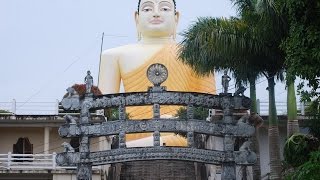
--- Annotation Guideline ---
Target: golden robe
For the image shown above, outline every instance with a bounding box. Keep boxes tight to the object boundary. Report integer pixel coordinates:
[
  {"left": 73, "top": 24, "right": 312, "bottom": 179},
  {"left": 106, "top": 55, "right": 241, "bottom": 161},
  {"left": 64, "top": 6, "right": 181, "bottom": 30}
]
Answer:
[
  {"left": 122, "top": 44, "right": 216, "bottom": 145},
  {"left": 122, "top": 44, "right": 216, "bottom": 119}
]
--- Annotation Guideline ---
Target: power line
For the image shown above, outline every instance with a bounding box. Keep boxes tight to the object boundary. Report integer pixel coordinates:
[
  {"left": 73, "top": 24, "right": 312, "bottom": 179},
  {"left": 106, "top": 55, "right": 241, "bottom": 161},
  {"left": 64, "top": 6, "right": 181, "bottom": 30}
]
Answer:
[{"left": 16, "top": 37, "right": 101, "bottom": 111}]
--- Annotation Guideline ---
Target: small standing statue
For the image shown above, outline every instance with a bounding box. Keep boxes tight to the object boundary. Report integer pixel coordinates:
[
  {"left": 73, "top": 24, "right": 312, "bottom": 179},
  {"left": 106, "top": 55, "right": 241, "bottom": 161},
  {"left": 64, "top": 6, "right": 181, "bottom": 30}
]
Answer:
[
  {"left": 222, "top": 70, "right": 231, "bottom": 94},
  {"left": 84, "top": 70, "right": 93, "bottom": 94},
  {"left": 234, "top": 82, "right": 246, "bottom": 96}
]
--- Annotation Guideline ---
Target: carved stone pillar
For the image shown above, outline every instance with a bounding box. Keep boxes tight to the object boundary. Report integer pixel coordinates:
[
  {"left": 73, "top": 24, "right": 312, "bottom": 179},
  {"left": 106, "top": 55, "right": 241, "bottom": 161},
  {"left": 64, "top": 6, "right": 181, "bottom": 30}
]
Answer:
[
  {"left": 187, "top": 132, "right": 195, "bottom": 148},
  {"left": 77, "top": 97, "right": 92, "bottom": 180},
  {"left": 153, "top": 104, "right": 160, "bottom": 118},
  {"left": 119, "top": 131, "right": 126, "bottom": 148},
  {"left": 221, "top": 95, "right": 236, "bottom": 180},
  {"left": 118, "top": 104, "right": 126, "bottom": 120},
  {"left": 153, "top": 131, "right": 160, "bottom": 146},
  {"left": 187, "top": 105, "right": 194, "bottom": 119}
]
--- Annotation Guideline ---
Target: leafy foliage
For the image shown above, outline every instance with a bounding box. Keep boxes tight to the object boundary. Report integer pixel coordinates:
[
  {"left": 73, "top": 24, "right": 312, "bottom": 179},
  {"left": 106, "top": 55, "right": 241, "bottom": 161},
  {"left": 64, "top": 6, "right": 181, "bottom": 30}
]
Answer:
[
  {"left": 305, "top": 100, "right": 320, "bottom": 139},
  {"left": 104, "top": 108, "right": 131, "bottom": 121},
  {"left": 174, "top": 106, "right": 209, "bottom": 138},
  {"left": 284, "top": 134, "right": 319, "bottom": 167},
  {"left": 179, "top": 1, "right": 289, "bottom": 178},
  {"left": 285, "top": 151, "right": 320, "bottom": 180},
  {"left": 0, "top": 109, "right": 10, "bottom": 113},
  {"left": 282, "top": 0, "right": 320, "bottom": 95},
  {"left": 174, "top": 107, "right": 209, "bottom": 120}
]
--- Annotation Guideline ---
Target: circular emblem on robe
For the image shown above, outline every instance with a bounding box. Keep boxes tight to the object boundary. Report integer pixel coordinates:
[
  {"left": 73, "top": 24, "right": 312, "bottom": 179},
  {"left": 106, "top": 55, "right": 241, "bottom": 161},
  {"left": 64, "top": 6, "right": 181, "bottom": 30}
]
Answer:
[{"left": 147, "top": 63, "right": 168, "bottom": 86}]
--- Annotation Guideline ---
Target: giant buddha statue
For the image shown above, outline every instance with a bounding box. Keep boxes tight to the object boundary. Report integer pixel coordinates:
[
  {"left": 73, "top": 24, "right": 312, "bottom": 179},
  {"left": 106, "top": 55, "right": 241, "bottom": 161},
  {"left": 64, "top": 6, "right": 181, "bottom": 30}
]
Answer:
[{"left": 98, "top": 0, "right": 216, "bottom": 146}]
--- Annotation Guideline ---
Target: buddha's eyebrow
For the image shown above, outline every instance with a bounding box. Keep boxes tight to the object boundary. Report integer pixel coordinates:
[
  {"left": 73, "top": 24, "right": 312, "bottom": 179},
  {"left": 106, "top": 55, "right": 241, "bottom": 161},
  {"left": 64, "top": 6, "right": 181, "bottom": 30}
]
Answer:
[
  {"left": 141, "top": 1, "right": 154, "bottom": 6},
  {"left": 159, "top": 1, "right": 171, "bottom": 4}
]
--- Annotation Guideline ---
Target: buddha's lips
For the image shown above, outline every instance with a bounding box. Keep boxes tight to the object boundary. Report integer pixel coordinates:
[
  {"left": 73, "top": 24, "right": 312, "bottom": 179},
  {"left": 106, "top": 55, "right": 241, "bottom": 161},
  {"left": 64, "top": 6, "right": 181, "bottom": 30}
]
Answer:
[{"left": 150, "top": 19, "right": 163, "bottom": 24}]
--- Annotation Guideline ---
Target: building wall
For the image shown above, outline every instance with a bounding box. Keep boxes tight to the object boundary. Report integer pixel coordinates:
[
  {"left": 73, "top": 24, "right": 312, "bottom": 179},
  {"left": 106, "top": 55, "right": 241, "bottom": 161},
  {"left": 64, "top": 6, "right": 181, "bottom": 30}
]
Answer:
[
  {"left": 49, "top": 127, "right": 64, "bottom": 153},
  {"left": 0, "top": 127, "right": 44, "bottom": 154},
  {"left": 53, "top": 174, "right": 101, "bottom": 180}
]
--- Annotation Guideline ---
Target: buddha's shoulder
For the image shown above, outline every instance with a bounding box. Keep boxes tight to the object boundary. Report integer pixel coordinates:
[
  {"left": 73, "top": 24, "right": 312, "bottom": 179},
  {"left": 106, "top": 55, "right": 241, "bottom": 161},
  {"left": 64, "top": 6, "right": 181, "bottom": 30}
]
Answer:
[{"left": 102, "top": 44, "right": 143, "bottom": 56}]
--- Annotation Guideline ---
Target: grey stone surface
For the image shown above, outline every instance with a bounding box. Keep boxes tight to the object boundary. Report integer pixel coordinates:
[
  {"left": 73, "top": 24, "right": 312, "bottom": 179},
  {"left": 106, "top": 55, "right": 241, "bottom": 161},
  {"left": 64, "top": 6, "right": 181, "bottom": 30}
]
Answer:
[
  {"left": 57, "top": 64, "right": 256, "bottom": 180},
  {"left": 56, "top": 147, "right": 256, "bottom": 166},
  {"left": 58, "top": 119, "right": 255, "bottom": 138}
]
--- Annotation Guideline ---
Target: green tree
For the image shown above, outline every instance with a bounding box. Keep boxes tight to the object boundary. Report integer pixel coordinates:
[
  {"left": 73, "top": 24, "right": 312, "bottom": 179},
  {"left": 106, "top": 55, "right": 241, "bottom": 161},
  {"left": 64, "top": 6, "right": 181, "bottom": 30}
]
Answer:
[
  {"left": 0, "top": 109, "right": 10, "bottom": 114},
  {"left": 282, "top": 0, "right": 320, "bottom": 138},
  {"left": 179, "top": 0, "right": 289, "bottom": 178},
  {"left": 282, "top": 0, "right": 320, "bottom": 93},
  {"left": 179, "top": 17, "right": 263, "bottom": 178}
]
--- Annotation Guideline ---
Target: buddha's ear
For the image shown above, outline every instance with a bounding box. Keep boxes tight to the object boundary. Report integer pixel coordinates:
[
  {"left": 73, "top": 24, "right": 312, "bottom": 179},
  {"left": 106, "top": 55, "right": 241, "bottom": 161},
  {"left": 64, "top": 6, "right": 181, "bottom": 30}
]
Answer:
[
  {"left": 134, "top": 11, "right": 139, "bottom": 26},
  {"left": 175, "top": 11, "right": 180, "bottom": 25},
  {"left": 134, "top": 11, "right": 141, "bottom": 41}
]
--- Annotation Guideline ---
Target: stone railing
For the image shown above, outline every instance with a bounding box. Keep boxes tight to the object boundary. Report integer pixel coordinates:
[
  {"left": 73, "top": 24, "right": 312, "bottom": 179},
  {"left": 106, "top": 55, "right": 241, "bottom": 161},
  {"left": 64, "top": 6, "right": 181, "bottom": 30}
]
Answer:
[
  {"left": 0, "top": 99, "right": 308, "bottom": 116},
  {"left": 56, "top": 64, "right": 257, "bottom": 180}
]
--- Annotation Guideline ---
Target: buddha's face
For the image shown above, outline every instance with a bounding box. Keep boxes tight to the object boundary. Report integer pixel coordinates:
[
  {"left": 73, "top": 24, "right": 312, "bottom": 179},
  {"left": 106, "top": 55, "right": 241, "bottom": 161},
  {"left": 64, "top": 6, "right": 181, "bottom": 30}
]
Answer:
[{"left": 135, "top": 0, "right": 179, "bottom": 38}]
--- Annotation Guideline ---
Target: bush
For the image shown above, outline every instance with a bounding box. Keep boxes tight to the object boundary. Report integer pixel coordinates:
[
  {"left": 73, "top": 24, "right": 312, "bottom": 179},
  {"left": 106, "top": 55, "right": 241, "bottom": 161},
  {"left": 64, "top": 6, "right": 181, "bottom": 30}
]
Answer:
[
  {"left": 284, "top": 134, "right": 319, "bottom": 167},
  {"left": 285, "top": 151, "right": 320, "bottom": 180}
]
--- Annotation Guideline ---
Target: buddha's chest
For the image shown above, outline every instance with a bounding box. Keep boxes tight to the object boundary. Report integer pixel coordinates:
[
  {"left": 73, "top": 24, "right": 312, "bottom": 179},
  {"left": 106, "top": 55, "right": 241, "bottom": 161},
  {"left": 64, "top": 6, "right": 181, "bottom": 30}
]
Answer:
[{"left": 118, "top": 45, "right": 164, "bottom": 75}]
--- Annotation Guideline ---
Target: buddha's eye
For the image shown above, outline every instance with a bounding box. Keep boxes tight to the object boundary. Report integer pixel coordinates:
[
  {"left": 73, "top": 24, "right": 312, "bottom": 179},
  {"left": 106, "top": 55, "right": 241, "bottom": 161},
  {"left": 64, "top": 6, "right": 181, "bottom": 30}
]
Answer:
[
  {"left": 160, "top": 6, "right": 171, "bottom": 12},
  {"left": 142, "top": 6, "right": 153, "bottom": 12}
]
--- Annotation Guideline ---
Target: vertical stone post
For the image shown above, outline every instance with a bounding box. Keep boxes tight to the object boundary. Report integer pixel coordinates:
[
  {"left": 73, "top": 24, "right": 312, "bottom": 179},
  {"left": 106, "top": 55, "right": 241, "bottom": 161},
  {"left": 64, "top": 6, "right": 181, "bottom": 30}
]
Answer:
[
  {"left": 118, "top": 104, "right": 126, "bottom": 121},
  {"left": 153, "top": 103, "right": 161, "bottom": 146},
  {"left": 187, "top": 105, "right": 194, "bottom": 120},
  {"left": 153, "top": 131, "right": 160, "bottom": 146},
  {"left": 153, "top": 104, "right": 160, "bottom": 118},
  {"left": 119, "top": 131, "right": 126, "bottom": 148},
  {"left": 77, "top": 97, "right": 92, "bottom": 180},
  {"left": 187, "top": 105, "right": 195, "bottom": 148},
  {"left": 187, "top": 132, "right": 195, "bottom": 148},
  {"left": 221, "top": 95, "right": 236, "bottom": 180},
  {"left": 118, "top": 99, "right": 127, "bottom": 149}
]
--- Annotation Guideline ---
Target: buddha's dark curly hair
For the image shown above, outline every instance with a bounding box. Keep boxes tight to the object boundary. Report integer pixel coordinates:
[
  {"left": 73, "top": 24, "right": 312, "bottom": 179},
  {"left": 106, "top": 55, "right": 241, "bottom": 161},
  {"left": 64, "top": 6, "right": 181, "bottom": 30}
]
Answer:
[{"left": 137, "top": 0, "right": 176, "bottom": 14}]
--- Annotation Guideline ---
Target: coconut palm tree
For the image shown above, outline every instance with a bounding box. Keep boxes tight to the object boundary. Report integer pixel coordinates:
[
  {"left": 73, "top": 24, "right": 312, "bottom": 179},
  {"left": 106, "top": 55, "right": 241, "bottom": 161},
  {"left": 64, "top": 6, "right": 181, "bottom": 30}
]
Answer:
[
  {"left": 287, "top": 78, "right": 299, "bottom": 137},
  {"left": 179, "top": 0, "right": 290, "bottom": 179},
  {"left": 180, "top": 17, "right": 265, "bottom": 179}
]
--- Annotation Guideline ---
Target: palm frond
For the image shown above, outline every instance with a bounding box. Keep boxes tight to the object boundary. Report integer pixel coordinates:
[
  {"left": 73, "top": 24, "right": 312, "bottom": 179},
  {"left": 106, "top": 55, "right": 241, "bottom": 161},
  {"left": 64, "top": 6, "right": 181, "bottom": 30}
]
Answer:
[{"left": 179, "top": 17, "right": 266, "bottom": 76}]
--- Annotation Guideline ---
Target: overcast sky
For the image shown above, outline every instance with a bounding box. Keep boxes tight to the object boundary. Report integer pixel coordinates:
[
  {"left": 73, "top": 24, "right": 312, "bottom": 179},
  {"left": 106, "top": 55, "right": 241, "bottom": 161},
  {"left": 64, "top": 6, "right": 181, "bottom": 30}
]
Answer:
[{"left": 0, "top": 0, "right": 293, "bottom": 114}]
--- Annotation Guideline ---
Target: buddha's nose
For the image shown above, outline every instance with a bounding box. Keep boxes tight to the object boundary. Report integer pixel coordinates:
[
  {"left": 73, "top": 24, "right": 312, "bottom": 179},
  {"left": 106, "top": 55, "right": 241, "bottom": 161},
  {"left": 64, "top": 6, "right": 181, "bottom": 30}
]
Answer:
[{"left": 153, "top": 9, "right": 160, "bottom": 18}]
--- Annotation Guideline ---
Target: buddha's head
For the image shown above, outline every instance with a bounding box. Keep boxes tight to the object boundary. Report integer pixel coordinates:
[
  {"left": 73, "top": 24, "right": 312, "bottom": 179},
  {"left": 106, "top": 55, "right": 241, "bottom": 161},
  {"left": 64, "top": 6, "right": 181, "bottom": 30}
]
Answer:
[{"left": 135, "top": 0, "right": 179, "bottom": 40}]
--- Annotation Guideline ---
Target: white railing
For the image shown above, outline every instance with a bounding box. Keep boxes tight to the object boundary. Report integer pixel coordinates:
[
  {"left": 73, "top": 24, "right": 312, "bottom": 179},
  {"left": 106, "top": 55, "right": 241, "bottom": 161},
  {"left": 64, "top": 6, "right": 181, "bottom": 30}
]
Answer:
[
  {"left": 0, "top": 152, "right": 77, "bottom": 170},
  {"left": 256, "top": 99, "right": 307, "bottom": 116},
  {"left": 0, "top": 100, "right": 59, "bottom": 115},
  {"left": 0, "top": 99, "right": 309, "bottom": 116}
]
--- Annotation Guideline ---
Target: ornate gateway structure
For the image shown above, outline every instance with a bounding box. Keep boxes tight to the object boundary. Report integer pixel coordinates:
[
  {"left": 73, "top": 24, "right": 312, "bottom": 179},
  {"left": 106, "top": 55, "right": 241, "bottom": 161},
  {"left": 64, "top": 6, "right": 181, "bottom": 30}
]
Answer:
[{"left": 56, "top": 64, "right": 257, "bottom": 180}]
